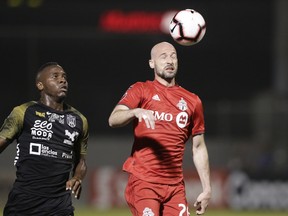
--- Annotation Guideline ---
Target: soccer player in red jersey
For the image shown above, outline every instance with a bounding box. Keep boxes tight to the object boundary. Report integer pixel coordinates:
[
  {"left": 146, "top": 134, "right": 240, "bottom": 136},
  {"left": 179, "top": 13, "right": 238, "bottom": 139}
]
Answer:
[{"left": 108, "top": 41, "right": 211, "bottom": 215}]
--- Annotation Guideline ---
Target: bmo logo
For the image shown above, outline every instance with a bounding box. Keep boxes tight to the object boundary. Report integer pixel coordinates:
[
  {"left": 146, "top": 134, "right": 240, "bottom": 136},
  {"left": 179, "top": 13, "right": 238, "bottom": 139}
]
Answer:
[
  {"left": 153, "top": 111, "right": 188, "bottom": 128},
  {"left": 176, "top": 112, "right": 188, "bottom": 128},
  {"left": 154, "top": 111, "right": 173, "bottom": 121}
]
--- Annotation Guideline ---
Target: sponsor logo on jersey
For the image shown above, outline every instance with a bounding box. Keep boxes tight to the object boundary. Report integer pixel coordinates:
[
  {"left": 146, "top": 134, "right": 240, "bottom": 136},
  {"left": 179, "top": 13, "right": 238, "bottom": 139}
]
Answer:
[
  {"left": 46, "top": 112, "right": 65, "bottom": 124},
  {"left": 67, "top": 114, "right": 76, "bottom": 128},
  {"left": 152, "top": 98, "right": 189, "bottom": 129},
  {"left": 31, "top": 120, "right": 53, "bottom": 140},
  {"left": 176, "top": 112, "right": 188, "bottom": 128},
  {"left": 152, "top": 94, "right": 160, "bottom": 101},
  {"left": 154, "top": 111, "right": 173, "bottom": 121},
  {"left": 14, "top": 143, "right": 20, "bottom": 165},
  {"left": 35, "top": 111, "right": 45, "bottom": 118},
  {"left": 29, "top": 143, "right": 58, "bottom": 158},
  {"left": 152, "top": 110, "right": 189, "bottom": 128},
  {"left": 62, "top": 151, "right": 73, "bottom": 159},
  {"left": 64, "top": 130, "right": 79, "bottom": 145}
]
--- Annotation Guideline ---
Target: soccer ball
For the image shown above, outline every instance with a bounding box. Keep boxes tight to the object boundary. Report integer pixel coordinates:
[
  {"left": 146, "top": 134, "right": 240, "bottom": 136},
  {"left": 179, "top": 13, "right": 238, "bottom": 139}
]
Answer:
[{"left": 169, "top": 9, "right": 206, "bottom": 46}]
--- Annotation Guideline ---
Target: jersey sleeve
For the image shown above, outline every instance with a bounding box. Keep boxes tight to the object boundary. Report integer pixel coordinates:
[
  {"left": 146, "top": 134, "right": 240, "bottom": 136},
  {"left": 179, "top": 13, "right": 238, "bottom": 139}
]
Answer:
[
  {"left": 68, "top": 104, "right": 89, "bottom": 156},
  {"left": 117, "top": 82, "right": 143, "bottom": 109},
  {"left": 79, "top": 114, "right": 89, "bottom": 155},
  {"left": 0, "top": 105, "right": 25, "bottom": 142},
  {"left": 191, "top": 95, "right": 205, "bottom": 136}
]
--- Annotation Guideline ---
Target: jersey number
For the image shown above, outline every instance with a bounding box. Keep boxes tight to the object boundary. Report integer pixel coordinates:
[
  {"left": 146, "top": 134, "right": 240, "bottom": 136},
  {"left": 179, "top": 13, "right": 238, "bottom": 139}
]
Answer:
[{"left": 178, "top": 203, "right": 189, "bottom": 216}]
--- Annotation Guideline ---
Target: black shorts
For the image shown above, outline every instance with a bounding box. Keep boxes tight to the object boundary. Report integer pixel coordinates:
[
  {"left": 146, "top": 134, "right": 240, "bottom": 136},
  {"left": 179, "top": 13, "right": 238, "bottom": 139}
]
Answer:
[{"left": 3, "top": 188, "right": 74, "bottom": 216}]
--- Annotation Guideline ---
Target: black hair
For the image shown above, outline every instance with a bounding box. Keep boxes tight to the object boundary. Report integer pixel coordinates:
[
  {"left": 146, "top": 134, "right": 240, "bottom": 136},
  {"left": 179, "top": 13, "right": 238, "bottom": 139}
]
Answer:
[
  {"left": 37, "top": 62, "right": 59, "bottom": 74},
  {"left": 36, "top": 62, "right": 60, "bottom": 82}
]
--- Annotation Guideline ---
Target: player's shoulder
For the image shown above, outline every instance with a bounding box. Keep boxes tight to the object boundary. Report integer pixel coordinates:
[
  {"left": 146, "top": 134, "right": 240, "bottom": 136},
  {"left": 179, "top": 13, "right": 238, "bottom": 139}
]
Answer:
[
  {"left": 6, "top": 101, "right": 38, "bottom": 121},
  {"left": 126, "top": 80, "right": 152, "bottom": 90},
  {"left": 178, "top": 86, "right": 202, "bottom": 102},
  {"left": 131, "top": 80, "right": 151, "bottom": 86},
  {"left": 13, "top": 101, "right": 37, "bottom": 112},
  {"left": 178, "top": 85, "right": 199, "bottom": 97},
  {"left": 18, "top": 101, "right": 37, "bottom": 107}
]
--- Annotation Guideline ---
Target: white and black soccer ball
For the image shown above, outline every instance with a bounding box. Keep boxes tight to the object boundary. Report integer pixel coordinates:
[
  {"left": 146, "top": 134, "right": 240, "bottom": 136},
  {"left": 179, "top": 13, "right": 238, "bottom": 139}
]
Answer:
[{"left": 169, "top": 9, "right": 206, "bottom": 46}]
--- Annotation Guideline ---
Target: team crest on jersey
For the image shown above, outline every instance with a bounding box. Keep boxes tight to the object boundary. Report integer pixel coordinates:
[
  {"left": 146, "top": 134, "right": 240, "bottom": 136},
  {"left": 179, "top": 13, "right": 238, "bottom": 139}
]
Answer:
[
  {"left": 66, "top": 114, "right": 76, "bottom": 128},
  {"left": 177, "top": 98, "right": 188, "bottom": 111}
]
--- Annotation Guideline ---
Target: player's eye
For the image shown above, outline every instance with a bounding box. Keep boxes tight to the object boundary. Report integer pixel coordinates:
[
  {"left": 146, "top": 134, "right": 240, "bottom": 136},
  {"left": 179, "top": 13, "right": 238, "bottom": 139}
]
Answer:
[
  {"left": 51, "top": 73, "right": 58, "bottom": 79},
  {"left": 171, "top": 54, "right": 177, "bottom": 59},
  {"left": 159, "top": 54, "right": 167, "bottom": 60}
]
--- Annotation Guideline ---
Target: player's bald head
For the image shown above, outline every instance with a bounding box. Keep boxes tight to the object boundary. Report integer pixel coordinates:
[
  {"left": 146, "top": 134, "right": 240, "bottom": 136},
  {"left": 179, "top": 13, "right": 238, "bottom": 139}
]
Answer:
[{"left": 150, "top": 42, "right": 176, "bottom": 60}]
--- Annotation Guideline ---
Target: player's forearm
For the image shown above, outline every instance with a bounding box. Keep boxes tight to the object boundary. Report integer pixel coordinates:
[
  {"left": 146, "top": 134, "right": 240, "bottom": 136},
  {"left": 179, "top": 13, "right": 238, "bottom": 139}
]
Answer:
[
  {"left": 72, "top": 157, "right": 87, "bottom": 181},
  {"left": 108, "top": 109, "right": 136, "bottom": 128},
  {"left": 0, "top": 137, "right": 10, "bottom": 154},
  {"left": 193, "top": 143, "right": 211, "bottom": 194}
]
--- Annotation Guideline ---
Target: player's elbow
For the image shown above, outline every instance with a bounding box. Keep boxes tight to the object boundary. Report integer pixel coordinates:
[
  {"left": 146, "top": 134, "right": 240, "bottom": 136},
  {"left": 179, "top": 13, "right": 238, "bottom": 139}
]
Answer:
[
  {"left": 108, "top": 116, "right": 118, "bottom": 128},
  {"left": 108, "top": 118, "right": 114, "bottom": 128}
]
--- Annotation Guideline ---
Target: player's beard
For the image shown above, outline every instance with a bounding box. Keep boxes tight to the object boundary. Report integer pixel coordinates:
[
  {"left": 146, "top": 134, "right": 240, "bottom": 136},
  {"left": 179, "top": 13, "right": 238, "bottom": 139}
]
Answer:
[{"left": 156, "top": 68, "right": 177, "bottom": 80}]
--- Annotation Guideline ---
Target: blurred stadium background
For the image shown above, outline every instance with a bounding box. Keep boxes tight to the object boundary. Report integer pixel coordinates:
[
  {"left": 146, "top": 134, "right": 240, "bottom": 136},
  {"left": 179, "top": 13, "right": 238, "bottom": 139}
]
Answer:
[{"left": 0, "top": 0, "right": 288, "bottom": 214}]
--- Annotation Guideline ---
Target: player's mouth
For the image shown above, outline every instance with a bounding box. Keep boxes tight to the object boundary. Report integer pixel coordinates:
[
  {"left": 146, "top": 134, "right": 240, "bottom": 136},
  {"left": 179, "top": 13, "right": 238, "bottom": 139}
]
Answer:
[
  {"left": 165, "top": 64, "right": 174, "bottom": 69},
  {"left": 165, "top": 66, "right": 175, "bottom": 72},
  {"left": 59, "top": 85, "right": 68, "bottom": 92}
]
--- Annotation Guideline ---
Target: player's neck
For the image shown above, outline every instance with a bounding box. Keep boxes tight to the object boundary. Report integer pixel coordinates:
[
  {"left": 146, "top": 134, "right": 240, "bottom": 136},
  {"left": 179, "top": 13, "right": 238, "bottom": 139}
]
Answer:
[
  {"left": 155, "top": 77, "right": 175, "bottom": 87},
  {"left": 39, "top": 96, "right": 64, "bottom": 111}
]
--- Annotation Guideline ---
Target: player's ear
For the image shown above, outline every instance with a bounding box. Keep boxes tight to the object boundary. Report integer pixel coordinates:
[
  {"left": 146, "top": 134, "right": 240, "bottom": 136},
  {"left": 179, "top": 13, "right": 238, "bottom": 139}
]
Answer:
[
  {"left": 149, "top": 59, "right": 154, "bottom": 69},
  {"left": 36, "top": 82, "right": 44, "bottom": 91}
]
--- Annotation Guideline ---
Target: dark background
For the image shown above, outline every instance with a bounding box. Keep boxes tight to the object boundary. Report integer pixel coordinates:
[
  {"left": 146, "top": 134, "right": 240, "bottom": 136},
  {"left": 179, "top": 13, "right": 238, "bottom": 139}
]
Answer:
[
  {"left": 0, "top": 0, "right": 273, "bottom": 136},
  {"left": 1, "top": 1, "right": 288, "bottom": 209}
]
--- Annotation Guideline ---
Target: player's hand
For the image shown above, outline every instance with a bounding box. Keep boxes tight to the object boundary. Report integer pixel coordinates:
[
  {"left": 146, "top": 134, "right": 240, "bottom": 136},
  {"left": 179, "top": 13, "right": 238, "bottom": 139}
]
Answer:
[
  {"left": 136, "top": 109, "right": 155, "bottom": 129},
  {"left": 66, "top": 177, "right": 82, "bottom": 199},
  {"left": 193, "top": 192, "right": 210, "bottom": 215}
]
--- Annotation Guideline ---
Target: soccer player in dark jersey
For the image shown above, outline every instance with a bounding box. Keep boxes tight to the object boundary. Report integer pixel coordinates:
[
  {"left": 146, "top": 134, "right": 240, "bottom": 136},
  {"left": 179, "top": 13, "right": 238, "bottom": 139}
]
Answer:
[
  {"left": 108, "top": 42, "right": 211, "bottom": 216},
  {"left": 0, "top": 62, "right": 89, "bottom": 216}
]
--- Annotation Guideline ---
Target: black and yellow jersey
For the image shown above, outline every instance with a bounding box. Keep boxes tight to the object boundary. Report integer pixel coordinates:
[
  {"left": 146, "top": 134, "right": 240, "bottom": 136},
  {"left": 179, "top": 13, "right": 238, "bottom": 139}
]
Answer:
[{"left": 0, "top": 101, "right": 89, "bottom": 197}]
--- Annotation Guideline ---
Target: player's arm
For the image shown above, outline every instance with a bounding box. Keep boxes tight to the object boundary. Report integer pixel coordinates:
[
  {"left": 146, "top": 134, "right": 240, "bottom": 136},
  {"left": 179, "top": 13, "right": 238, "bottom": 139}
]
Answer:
[
  {"left": 0, "top": 103, "right": 30, "bottom": 155},
  {"left": 66, "top": 154, "right": 87, "bottom": 199},
  {"left": 108, "top": 104, "right": 134, "bottom": 127},
  {"left": 0, "top": 106, "right": 24, "bottom": 154},
  {"left": 192, "top": 133, "right": 211, "bottom": 215},
  {"left": 66, "top": 112, "right": 89, "bottom": 199},
  {"left": 108, "top": 104, "right": 155, "bottom": 129},
  {"left": 0, "top": 137, "right": 10, "bottom": 153}
]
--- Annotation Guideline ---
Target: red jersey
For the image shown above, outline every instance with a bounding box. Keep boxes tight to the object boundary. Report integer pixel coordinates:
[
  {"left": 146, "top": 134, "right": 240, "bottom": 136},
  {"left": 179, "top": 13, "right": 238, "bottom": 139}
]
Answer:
[{"left": 118, "top": 80, "right": 205, "bottom": 185}]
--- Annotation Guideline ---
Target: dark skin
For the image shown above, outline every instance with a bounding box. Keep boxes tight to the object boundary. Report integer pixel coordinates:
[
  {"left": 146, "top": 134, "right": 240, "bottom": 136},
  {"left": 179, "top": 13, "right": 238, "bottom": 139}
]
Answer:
[{"left": 0, "top": 64, "right": 87, "bottom": 199}]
